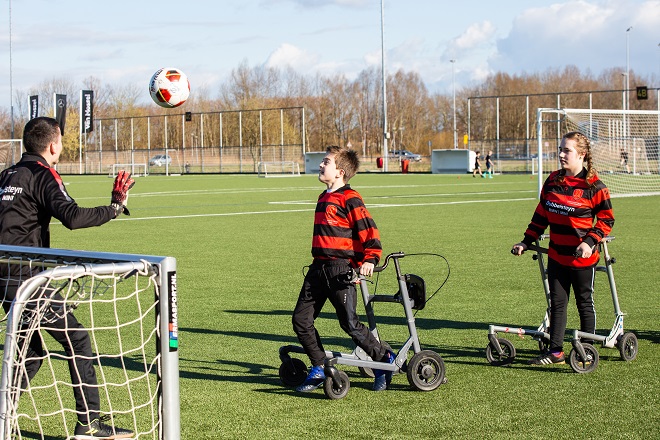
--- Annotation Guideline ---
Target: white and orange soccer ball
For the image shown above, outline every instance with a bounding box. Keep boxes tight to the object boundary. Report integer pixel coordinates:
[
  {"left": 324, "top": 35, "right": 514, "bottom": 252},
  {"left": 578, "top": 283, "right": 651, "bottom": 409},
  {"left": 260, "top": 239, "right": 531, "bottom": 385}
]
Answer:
[{"left": 149, "top": 67, "right": 190, "bottom": 108}]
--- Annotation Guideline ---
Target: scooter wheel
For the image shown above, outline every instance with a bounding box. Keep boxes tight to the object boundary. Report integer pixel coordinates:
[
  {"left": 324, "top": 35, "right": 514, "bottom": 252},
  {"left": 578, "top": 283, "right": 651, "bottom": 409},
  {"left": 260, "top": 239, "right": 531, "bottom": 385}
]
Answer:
[
  {"left": 569, "top": 343, "right": 599, "bottom": 374},
  {"left": 617, "top": 332, "right": 638, "bottom": 361},
  {"left": 407, "top": 350, "right": 445, "bottom": 392},
  {"left": 323, "top": 370, "right": 350, "bottom": 400},
  {"left": 485, "top": 338, "right": 516, "bottom": 366},
  {"left": 278, "top": 358, "right": 308, "bottom": 387}
]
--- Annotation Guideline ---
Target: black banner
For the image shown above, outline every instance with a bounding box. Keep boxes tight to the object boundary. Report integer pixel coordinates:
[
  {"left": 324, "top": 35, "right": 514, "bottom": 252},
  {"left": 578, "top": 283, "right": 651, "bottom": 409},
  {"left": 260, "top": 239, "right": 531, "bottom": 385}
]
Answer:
[
  {"left": 29, "top": 95, "right": 39, "bottom": 120},
  {"left": 54, "top": 94, "right": 67, "bottom": 135},
  {"left": 80, "top": 90, "right": 94, "bottom": 133}
]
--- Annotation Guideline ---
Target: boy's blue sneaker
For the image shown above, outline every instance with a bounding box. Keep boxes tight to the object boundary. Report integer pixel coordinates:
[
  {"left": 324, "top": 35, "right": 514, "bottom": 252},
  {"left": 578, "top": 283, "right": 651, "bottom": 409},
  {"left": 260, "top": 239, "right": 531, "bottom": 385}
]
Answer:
[
  {"left": 373, "top": 351, "right": 395, "bottom": 391},
  {"left": 295, "top": 365, "right": 326, "bottom": 392}
]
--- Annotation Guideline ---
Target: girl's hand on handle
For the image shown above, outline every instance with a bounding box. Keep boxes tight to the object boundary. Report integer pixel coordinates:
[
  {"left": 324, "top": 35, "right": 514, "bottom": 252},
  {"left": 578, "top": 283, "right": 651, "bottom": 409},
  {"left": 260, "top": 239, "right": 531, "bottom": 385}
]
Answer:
[{"left": 511, "top": 243, "right": 528, "bottom": 256}]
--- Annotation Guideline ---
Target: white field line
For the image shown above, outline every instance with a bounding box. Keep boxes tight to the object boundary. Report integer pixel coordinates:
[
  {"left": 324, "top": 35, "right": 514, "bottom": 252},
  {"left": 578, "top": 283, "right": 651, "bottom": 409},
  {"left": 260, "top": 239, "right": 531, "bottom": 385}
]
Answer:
[
  {"left": 102, "top": 197, "right": 536, "bottom": 222},
  {"left": 270, "top": 189, "right": 536, "bottom": 205},
  {"left": 56, "top": 184, "right": 537, "bottom": 223},
  {"left": 72, "top": 181, "right": 529, "bottom": 201}
]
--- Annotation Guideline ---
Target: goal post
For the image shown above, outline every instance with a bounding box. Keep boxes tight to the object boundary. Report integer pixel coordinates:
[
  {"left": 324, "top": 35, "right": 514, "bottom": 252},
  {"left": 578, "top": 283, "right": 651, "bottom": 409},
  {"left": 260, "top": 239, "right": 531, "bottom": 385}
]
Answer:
[
  {"left": 537, "top": 108, "right": 660, "bottom": 197},
  {"left": 0, "top": 245, "right": 180, "bottom": 440},
  {"left": 257, "top": 161, "right": 301, "bottom": 178}
]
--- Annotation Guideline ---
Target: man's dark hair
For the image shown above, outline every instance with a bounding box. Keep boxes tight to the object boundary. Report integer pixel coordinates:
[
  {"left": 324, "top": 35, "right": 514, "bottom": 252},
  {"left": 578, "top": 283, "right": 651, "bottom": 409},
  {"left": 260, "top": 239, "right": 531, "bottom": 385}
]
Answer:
[
  {"left": 23, "top": 117, "right": 61, "bottom": 154},
  {"left": 326, "top": 145, "right": 360, "bottom": 181}
]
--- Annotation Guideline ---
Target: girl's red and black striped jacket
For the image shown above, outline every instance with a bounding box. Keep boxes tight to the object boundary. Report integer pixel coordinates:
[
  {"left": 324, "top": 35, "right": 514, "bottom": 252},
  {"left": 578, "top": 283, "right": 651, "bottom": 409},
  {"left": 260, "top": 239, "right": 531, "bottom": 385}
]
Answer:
[
  {"left": 522, "top": 169, "right": 614, "bottom": 268},
  {"left": 311, "top": 185, "right": 382, "bottom": 267}
]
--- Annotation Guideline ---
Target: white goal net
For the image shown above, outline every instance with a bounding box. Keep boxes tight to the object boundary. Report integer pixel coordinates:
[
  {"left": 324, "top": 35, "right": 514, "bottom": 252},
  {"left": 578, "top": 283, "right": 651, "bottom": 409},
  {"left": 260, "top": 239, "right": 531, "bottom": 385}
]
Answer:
[
  {"left": 0, "top": 140, "right": 23, "bottom": 172},
  {"left": 257, "top": 161, "right": 301, "bottom": 178},
  {"left": 0, "top": 246, "right": 180, "bottom": 440},
  {"left": 110, "top": 163, "right": 148, "bottom": 177},
  {"left": 537, "top": 109, "right": 660, "bottom": 197}
]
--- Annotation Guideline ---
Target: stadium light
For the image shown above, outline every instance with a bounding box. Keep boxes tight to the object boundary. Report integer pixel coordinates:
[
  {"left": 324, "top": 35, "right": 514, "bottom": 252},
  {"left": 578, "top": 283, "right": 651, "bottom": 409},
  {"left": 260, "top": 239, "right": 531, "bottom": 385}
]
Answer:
[{"left": 451, "top": 60, "right": 457, "bottom": 150}]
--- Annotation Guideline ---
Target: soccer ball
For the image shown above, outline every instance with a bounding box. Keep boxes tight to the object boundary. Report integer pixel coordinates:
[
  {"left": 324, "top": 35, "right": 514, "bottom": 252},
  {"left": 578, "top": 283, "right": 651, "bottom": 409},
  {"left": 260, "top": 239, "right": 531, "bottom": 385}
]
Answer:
[{"left": 149, "top": 67, "right": 190, "bottom": 108}]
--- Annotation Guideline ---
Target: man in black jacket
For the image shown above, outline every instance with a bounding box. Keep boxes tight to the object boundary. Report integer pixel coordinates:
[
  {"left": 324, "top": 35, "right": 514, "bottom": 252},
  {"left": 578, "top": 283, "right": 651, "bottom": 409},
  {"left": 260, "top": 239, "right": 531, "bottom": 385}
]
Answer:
[{"left": 0, "top": 117, "right": 134, "bottom": 439}]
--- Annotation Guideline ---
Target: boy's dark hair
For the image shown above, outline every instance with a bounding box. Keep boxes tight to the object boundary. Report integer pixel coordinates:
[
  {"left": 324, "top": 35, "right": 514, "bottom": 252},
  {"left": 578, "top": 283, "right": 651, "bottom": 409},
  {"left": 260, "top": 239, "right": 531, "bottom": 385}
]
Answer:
[
  {"left": 23, "top": 117, "right": 60, "bottom": 154},
  {"left": 327, "top": 145, "right": 360, "bottom": 182}
]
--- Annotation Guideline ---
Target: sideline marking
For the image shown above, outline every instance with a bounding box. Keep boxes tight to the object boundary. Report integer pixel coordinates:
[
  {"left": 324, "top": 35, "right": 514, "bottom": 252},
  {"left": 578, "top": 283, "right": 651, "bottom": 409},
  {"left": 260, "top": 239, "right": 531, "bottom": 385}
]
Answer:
[
  {"left": 72, "top": 181, "right": 534, "bottom": 201},
  {"left": 91, "top": 197, "right": 536, "bottom": 222},
  {"left": 270, "top": 189, "right": 536, "bottom": 205}
]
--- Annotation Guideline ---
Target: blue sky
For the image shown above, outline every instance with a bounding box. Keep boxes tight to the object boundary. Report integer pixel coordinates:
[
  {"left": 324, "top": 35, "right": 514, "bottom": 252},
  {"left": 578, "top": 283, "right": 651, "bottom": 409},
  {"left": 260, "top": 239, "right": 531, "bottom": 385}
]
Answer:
[{"left": 2, "top": 0, "right": 659, "bottom": 107}]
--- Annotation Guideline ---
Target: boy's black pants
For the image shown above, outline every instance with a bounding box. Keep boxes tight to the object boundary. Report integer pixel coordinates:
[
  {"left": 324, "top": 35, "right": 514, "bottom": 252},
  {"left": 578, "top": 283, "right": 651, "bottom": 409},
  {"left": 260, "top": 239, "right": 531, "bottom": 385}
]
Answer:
[{"left": 292, "top": 259, "right": 388, "bottom": 367}]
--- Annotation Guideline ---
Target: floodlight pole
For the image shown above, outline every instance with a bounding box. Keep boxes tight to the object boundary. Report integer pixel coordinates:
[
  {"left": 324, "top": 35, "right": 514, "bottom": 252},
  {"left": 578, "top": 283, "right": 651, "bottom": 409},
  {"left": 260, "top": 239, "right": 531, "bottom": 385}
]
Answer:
[
  {"left": 626, "top": 26, "right": 632, "bottom": 112},
  {"left": 451, "top": 59, "right": 457, "bottom": 149},
  {"left": 621, "top": 73, "right": 627, "bottom": 110},
  {"left": 380, "top": 0, "right": 389, "bottom": 172},
  {"left": 8, "top": 0, "right": 15, "bottom": 139}
]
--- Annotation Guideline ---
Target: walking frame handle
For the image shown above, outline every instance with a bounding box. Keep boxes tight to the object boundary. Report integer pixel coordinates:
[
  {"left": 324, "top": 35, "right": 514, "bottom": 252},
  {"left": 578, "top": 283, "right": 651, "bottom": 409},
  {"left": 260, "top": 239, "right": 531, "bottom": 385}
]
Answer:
[{"left": 373, "top": 251, "right": 405, "bottom": 273}]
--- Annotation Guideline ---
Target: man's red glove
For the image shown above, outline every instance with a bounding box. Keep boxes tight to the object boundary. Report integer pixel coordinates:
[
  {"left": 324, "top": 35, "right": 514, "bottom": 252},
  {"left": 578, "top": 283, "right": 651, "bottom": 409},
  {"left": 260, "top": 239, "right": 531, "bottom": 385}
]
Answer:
[{"left": 111, "top": 170, "right": 135, "bottom": 216}]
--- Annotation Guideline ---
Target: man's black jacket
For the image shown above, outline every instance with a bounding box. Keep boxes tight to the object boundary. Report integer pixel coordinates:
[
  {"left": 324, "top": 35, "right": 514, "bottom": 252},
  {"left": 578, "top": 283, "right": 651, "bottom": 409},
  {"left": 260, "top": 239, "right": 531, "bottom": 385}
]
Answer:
[{"left": 0, "top": 153, "right": 115, "bottom": 248}]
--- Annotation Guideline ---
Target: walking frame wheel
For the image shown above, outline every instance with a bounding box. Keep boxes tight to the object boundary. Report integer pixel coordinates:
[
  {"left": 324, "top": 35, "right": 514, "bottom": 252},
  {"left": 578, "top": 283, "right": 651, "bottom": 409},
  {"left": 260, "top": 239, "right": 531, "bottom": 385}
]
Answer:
[
  {"left": 569, "top": 343, "right": 599, "bottom": 374},
  {"left": 617, "top": 332, "right": 638, "bottom": 361},
  {"left": 407, "top": 350, "right": 445, "bottom": 391},
  {"left": 486, "top": 337, "right": 516, "bottom": 366},
  {"left": 323, "top": 369, "right": 350, "bottom": 400},
  {"left": 278, "top": 357, "right": 308, "bottom": 387}
]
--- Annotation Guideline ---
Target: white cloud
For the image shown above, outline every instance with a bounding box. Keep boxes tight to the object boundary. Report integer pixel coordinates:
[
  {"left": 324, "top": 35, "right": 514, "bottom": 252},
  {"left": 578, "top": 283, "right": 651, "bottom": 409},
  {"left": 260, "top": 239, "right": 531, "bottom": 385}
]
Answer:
[
  {"left": 265, "top": 43, "right": 320, "bottom": 72},
  {"left": 491, "top": 0, "right": 660, "bottom": 76},
  {"left": 451, "top": 21, "right": 497, "bottom": 52}
]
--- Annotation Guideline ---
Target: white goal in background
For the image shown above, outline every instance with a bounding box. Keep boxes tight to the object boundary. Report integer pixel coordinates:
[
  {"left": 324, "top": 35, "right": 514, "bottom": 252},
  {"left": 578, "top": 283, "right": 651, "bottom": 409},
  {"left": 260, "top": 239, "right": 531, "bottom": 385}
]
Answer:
[
  {"left": 0, "top": 245, "right": 180, "bottom": 440},
  {"left": 257, "top": 161, "right": 301, "bottom": 178},
  {"left": 110, "top": 163, "right": 148, "bottom": 177},
  {"left": 537, "top": 108, "right": 660, "bottom": 197},
  {"left": 0, "top": 140, "right": 23, "bottom": 172}
]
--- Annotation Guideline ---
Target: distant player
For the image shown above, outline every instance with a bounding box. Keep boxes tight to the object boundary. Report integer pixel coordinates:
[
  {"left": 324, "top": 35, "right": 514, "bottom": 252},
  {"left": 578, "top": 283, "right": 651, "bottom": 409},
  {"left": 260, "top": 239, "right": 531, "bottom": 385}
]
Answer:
[
  {"left": 292, "top": 145, "right": 395, "bottom": 393},
  {"left": 620, "top": 148, "right": 631, "bottom": 174},
  {"left": 485, "top": 150, "right": 494, "bottom": 178},
  {"left": 473, "top": 151, "right": 484, "bottom": 178},
  {"left": 0, "top": 117, "right": 135, "bottom": 439}
]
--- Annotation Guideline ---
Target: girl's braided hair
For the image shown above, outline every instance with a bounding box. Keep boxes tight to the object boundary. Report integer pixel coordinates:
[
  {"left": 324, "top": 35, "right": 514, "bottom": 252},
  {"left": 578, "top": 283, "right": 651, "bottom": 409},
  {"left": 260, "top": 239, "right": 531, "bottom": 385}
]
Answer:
[{"left": 555, "top": 131, "right": 597, "bottom": 187}]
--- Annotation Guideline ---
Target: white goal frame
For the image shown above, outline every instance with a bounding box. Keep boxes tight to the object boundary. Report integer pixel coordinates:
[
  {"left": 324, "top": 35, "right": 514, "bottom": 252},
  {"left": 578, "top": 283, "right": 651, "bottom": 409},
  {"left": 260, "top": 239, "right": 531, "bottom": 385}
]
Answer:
[
  {"left": 0, "top": 245, "right": 180, "bottom": 440},
  {"left": 537, "top": 108, "right": 660, "bottom": 197},
  {"left": 0, "top": 139, "right": 23, "bottom": 172},
  {"left": 257, "top": 161, "right": 301, "bottom": 178},
  {"left": 110, "top": 163, "right": 148, "bottom": 177}
]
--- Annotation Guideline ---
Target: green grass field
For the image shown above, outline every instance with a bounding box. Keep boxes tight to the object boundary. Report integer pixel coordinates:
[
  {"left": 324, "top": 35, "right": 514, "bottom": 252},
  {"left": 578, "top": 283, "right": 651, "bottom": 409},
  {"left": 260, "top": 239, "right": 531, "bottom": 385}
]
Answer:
[{"left": 43, "top": 173, "right": 660, "bottom": 439}]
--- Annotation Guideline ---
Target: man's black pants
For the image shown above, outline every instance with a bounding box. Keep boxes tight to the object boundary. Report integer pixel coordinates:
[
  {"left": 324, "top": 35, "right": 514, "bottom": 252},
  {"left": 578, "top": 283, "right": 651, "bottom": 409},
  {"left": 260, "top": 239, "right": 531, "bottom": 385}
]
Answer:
[{"left": 3, "top": 285, "right": 100, "bottom": 424}]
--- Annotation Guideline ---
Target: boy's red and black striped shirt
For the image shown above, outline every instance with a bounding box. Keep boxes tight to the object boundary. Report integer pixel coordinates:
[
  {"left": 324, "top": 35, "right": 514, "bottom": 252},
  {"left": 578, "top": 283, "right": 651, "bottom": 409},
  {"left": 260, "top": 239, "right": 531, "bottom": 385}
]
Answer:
[{"left": 311, "top": 185, "right": 382, "bottom": 267}]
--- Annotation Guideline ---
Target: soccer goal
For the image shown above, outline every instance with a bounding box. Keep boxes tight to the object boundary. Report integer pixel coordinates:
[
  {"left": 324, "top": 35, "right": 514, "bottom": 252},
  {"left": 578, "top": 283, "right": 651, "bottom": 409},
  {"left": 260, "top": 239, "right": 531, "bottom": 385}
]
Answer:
[
  {"left": 110, "top": 163, "right": 148, "bottom": 177},
  {"left": 0, "top": 140, "right": 23, "bottom": 172},
  {"left": 0, "top": 245, "right": 180, "bottom": 440},
  {"left": 537, "top": 108, "right": 660, "bottom": 197},
  {"left": 257, "top": 161, "right": 301, "bottom": 178}
]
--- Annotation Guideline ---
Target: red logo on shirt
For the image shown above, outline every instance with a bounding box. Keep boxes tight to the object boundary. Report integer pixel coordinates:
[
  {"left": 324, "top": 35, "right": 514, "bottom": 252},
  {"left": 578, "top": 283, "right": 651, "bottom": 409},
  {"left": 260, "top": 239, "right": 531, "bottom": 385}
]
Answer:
[
  {"left": 326, "top": 205, "right": 338, "bottom": 225},
  {"left": 573, "top": 189, "right": 583, "bottom": 200}
]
